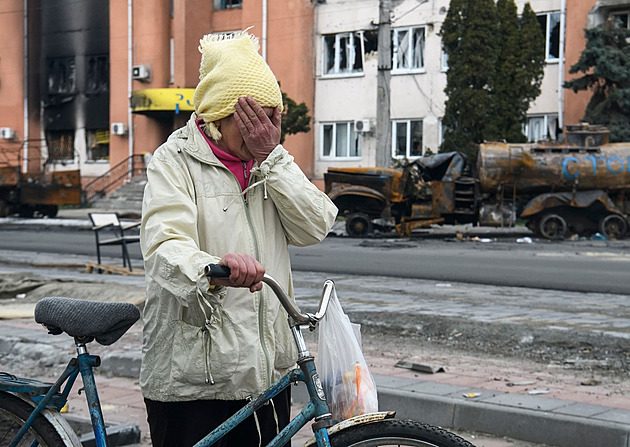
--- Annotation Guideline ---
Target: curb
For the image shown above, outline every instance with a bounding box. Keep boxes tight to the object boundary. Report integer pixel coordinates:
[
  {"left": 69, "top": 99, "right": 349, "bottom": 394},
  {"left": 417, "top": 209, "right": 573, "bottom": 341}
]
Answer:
[
  {"left": 2, "top": 326, "right": 630, "bottom": 447},
  {"left": 292, "top": 374, "right": 630, "bottom": 447},
  {"left": 374, "top": 375, "right": 630, "bottom": 447}
]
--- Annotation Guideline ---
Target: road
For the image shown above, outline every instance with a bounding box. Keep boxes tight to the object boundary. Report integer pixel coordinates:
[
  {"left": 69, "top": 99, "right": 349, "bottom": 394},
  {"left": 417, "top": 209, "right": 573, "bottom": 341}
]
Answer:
[
  {"left": 1, "top": 222, "right": 629, "bottom": 447},
  {"left": 1, "top": 225, "right": 629, "bottom": 294}
]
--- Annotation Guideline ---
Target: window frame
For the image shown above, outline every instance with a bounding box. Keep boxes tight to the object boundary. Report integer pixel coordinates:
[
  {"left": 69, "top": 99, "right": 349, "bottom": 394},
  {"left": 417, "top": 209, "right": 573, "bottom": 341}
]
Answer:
[
  {"left": 391, "top": 119, "right": 424, "bottom": 159},
  {"left": 45, "top": 130, "right": 75, "bottom": 162},
  {"left": 611, "top": 10, "right": 630, "bottom": 28},
  {"left": 47, "top": 57, "right": 77, "bottom": 95},
  {"left": 537, "top": 11, "right": 561, "bottom": 63},
  {"left": 86, "top": 129, "right": 110, "bottom": 162},
  {"left": 86, "top": 55, "right": 109, "bottom": 95},
  {"left": 320, "top": 121, "right": 361, "bottom": 159},
  {"left": 214, "top": 0, "right": 242, "bottom": 10},
  {"left": 321, "top": 31, "right": 365, "bottom": 77},
  {"left": 525, "top": 114, "right": 558, "bottom": 143},
  {"left": 392, "top": 26, "right": 426, "bottom": 73}
]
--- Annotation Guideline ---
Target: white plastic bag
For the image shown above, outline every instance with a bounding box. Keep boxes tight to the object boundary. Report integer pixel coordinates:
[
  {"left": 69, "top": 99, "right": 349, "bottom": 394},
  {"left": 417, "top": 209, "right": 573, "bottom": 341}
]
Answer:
[{"left": 316, "top": 287, "right": 378, "bottom": 421}]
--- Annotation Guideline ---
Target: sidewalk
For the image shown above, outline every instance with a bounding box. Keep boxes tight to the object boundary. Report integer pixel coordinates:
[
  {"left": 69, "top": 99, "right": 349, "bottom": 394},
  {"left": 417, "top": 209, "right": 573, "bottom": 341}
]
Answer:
[
  {"left": 1, "top": 213, "right": 629, "bottom": 446},
  {"left": 1, "top": 313, "right": 629, "bottom": 447}
]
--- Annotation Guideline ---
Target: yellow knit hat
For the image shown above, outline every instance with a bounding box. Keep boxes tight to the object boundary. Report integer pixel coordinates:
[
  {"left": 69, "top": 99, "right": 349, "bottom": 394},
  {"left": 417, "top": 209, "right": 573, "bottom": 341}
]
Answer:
[{"left": 193, "top": 30, "right": 283, "bottom": 140}]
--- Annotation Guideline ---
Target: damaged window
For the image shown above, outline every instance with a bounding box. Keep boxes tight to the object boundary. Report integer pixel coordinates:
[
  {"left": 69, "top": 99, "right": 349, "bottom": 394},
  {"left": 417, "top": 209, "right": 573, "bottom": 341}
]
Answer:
[
  {"left": 47, "top": 57, "right": 76, "bottom": 95},
  {"left": 46, "top": 131, "right": 75, "bottom": 161},
  {"left": 393, "top": 26, "right": 425, "bottom": 72},
  {"left": 322, "top": 32, "right": 364, "bottom": 76},
  {"left": 86, "top": 55, "right": 109, "bottom": 94},
  {"left": 537, "top": 12, "right": 561, "bottom": 61},
  {"left": 611, "top": 11, "right": 630, "bottom": 28},
  {"left": 321, "top": 122, "right": 360, "bottom": 158},
  {"left": 87, "top": 129, "right": 110, "bottom": 161},
  {"left": 392, "top": 119, "right": 423, "bottom": 158}
]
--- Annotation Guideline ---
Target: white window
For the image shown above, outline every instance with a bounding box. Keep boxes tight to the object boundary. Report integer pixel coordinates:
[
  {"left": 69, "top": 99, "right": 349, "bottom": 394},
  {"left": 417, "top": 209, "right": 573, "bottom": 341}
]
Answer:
[
  {"left": 214, "top": 0, "right": 241, "bottom": 9},
  {"left": 392, "top": 26, "right": 426, "bottom": 72},
  {"left": 526, "top": 114, "right": 558, "bottom": 142},
  {"left": 392, "top": 119, "right": 423, "bottom": 158},
  {"left": 321, "top": 122, "right": 360, "bottom": 158},
  {"left": 322, "top": 32, "right": 364, "bottom": 76},
  {"left": 537, "top": 12, "right": 561, "bottom": 62},
  {"left": 611, "top": 11, "right": 630, "bottom": 28},
  {"left": 441, "top": 46, "right": 449, "bottom": 71}
]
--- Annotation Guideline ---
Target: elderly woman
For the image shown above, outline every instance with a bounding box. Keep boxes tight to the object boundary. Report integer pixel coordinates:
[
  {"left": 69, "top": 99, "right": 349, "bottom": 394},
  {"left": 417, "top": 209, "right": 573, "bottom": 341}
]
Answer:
[{"left": 139, "top": 30, "right": 338, "bottom": 447}]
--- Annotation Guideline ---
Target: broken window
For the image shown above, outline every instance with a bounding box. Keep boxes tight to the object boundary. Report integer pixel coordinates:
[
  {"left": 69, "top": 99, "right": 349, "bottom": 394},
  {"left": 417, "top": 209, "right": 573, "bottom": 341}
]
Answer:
[
  {"left": 47, "top": 57, "right": 76, "bottom": 95},
  {"left": 214, "top": 0, "right": 241, "bottom": 10},
  {"left": 611, "top": 11, "right": 630, "bottom": 28},
  {"left": 86, "top": 55, "right": 109, "bottom": 94},
  {"left": 321, "top": 122, "right": 360, "bottom": 158},
  {"left": 393, "top": 26, "right": 425, "bottom": 71},
  {"left": 322, "top": 32, "right": 364, "bottom": 76},
  {"left": 87, "top": 129, "right": 110, "bottom": 161},
  {"left": 46, "top": 131, "right": 75, "bottom": 161},
  {"left": 363, "top": 30, "right": 378, "bottom": 54},
  {"left": 392, "top": 119, "right": 423, "bottom": 158},
  {"left": 537, "top": 12, "right": 561, "bottom": 61}
]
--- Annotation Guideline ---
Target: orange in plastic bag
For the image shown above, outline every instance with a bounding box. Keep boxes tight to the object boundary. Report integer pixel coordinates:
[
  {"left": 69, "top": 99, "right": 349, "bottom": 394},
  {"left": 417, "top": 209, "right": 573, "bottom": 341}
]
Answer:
[{"left": 316, "top": 287, "right": 378, "bottom": 421}]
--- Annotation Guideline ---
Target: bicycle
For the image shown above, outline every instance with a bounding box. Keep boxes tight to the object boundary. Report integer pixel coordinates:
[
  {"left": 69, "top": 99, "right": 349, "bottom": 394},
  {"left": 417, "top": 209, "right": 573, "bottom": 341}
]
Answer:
[{"left": 0, "top": 264, "right": 475, "bottom": 447}]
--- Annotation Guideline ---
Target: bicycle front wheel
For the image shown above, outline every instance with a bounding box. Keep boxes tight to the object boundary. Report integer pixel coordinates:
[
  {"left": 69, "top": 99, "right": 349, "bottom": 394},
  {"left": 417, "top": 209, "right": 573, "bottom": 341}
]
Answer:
[
  {"left": 0, "top": 391, "right": 67, "bottom": 447},
  {"left": 328, "top": 419, "right": 475, "bottom": 447}
]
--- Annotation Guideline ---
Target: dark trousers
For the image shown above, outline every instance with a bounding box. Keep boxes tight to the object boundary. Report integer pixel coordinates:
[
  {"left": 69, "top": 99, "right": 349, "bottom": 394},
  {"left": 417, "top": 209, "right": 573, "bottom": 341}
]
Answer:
[{"left": 145, "top": 388, "right": 291, "bottom": 447}]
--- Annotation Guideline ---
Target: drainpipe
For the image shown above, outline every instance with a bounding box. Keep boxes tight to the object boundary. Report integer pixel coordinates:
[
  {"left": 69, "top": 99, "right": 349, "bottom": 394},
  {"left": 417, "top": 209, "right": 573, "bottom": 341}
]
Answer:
[
  {"left": 262, "top": 0, "right": 268, "bottom": 60},
  {"left": 558, "top": 0, "right": 566, "bottom": 134},
  {"left": 128, "top": 0, "right": 134, "bottom": 176},
  {"left": 22, "top": 0, "right": 28, "bottom": 173}
]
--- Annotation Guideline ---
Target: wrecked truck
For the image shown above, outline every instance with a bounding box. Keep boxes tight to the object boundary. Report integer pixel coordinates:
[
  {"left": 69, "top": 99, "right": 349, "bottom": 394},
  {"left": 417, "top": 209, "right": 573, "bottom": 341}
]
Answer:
[
  {"left": 0, "top": 166, "right": 81, "bottom": 218},
  {"left": 325, "top": 124, "right": 630, "bottom": 239}
]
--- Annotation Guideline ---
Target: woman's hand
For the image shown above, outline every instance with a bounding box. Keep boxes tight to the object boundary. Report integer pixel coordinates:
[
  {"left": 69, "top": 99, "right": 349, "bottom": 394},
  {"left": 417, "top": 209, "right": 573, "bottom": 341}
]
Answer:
[
  {"left": 209, "top": 252, "right": 265, "bottom": 293},
  {"left": 234, "top": 96, "right": 281, "bottom": 164}
]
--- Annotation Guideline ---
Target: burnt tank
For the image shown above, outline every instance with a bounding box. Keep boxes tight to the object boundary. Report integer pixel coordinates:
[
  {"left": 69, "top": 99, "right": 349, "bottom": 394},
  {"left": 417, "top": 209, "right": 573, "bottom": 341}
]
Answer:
[
  {"left": 478, "top": 125, "right": 630, "bottom": 194},
  {"left": 477, "top": 124, "right": 630, "bottom": 239}
]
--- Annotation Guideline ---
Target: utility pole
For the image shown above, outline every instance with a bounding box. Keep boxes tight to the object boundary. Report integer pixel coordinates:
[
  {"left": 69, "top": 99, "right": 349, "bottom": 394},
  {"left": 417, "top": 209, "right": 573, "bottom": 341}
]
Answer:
[{"left": 375, "top": 0, "right": 392, "bottom": 167}]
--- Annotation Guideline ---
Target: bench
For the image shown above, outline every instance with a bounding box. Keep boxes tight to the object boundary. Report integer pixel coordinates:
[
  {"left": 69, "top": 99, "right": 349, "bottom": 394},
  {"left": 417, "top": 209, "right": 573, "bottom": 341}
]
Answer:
[{"left": 88, "top": 213, "right": 141, "bottom": 272}]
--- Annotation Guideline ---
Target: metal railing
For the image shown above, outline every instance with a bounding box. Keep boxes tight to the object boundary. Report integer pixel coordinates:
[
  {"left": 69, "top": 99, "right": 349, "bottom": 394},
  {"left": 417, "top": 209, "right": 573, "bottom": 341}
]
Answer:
[{"left": 82, "top": 154, "right": 146, "bottom": 205}]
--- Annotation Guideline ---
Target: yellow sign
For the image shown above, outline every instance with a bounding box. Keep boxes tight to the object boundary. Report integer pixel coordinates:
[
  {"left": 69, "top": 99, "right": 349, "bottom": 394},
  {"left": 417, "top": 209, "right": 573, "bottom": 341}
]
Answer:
[{"left": 131, "top": 88, "right": 195, "bottom": 114}]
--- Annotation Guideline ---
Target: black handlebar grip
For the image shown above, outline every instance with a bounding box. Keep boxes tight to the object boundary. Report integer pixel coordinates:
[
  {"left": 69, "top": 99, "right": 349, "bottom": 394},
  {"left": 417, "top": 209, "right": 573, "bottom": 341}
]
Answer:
[{"left": 204, "top": 264, "right": 231, "bottom": 278}]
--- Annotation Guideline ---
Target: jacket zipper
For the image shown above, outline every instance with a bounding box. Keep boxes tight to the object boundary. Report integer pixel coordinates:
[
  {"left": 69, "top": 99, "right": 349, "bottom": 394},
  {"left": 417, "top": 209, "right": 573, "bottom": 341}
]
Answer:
[
  {"left": 242, "top": 161, "right": 248, "bottom": 203},
  {"left": 242, "top": 171, "right": 272, "bottom": 387}
]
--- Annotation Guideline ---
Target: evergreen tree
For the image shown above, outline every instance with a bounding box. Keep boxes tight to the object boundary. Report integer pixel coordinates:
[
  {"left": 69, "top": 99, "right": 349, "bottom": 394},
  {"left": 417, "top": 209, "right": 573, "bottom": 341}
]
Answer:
[
  {"left": 280, "top": 90, "right": 311, "bottom": 144},
  {"left": 441, "top": 0, "right": 499, "bottom": 159},
  {"left": 441, "top": 0, "right": 545, "bottom": 158},
  {"left": 564, "top": 20, "right": 630, "bottom": 142},
  {"left": 494, "top": 1, "right": 545, "bottom": 143},
  {"left": 493, "top": 0, "right": 522, "bottom": 142}
]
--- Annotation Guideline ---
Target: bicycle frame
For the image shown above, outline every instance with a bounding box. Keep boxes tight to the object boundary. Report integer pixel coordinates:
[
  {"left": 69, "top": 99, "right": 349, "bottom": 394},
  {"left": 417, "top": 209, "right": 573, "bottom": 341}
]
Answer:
[
  {"left": 196, "top": 360, "right": 331, "bottom": 446},
  {"left": 0, "top": 340, "right": 109, "bottom": 447},
  {"left": 0, "top": 274, "right": 338, "bottom": 447}
]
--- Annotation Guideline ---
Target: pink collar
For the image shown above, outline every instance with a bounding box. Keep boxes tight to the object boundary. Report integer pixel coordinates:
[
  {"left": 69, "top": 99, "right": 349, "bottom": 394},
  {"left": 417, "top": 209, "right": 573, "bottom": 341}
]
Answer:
[{"left": 196, "top": 120, "right": 254, "bottom": 191}]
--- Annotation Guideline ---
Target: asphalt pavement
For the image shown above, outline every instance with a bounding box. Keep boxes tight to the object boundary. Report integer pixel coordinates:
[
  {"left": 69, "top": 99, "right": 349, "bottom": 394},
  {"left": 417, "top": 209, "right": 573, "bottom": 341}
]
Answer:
[{"left": 0, "top": 209, "right": 629, "bottom": 447}]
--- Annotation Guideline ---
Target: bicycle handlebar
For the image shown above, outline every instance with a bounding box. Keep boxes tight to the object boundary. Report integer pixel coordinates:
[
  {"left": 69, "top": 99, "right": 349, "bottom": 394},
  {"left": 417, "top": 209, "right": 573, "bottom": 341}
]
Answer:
[{"left": 204, "top": 264, "right": 334, "bottom": 327}]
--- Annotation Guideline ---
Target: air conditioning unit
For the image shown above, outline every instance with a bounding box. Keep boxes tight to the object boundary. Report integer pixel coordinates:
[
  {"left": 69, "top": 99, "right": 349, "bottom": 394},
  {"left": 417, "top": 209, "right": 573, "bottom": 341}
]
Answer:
[
  {"left": 354, "top": 119, "right": 371, "bottom": 133},
  {"left": 111, "top": 122, "right": 128, "bottom": 135},
  {"left": 132, "top": 64, "right": 151, "bottom": 81},
  {"left": 0, "top": 127, "right": 15, "bottom": 140}
]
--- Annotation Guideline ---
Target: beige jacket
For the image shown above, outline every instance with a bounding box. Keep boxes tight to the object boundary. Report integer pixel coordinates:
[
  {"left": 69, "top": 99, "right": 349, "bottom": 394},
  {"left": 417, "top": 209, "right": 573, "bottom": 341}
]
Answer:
[{"left": 139, "top": 114, "right": 338, "bottom": 401}]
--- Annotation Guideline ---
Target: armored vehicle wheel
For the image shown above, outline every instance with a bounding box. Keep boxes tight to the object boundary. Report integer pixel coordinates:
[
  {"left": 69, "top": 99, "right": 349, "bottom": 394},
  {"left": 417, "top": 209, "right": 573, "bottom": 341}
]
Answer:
[
  {"left": 599, "top": 214, "right": 628, "bottom": 239},
  {"left": 346, "top": 213, "right": 374, "bottom": 237},
  {"left": 538, "top": 213, "right": 567, "bottom": 240}
]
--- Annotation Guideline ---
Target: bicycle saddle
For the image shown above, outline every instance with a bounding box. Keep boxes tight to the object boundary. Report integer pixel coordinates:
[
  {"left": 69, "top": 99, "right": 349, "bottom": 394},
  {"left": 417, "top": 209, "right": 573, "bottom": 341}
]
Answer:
[{"left": 34, "top": 297, "right": 140, "bottom": 346}]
